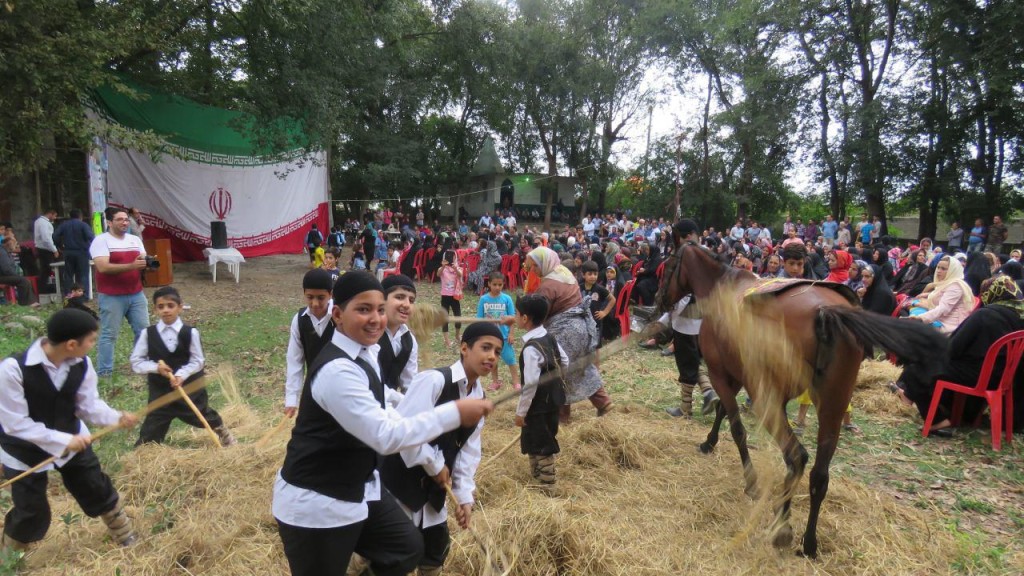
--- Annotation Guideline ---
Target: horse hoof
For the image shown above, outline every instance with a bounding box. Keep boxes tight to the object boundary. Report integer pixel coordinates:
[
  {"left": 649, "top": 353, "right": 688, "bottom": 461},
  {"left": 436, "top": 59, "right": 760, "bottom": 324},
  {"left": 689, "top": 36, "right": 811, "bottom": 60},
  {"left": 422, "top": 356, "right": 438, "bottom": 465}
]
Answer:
[
  {"left": 771, "top": 525, "right": 794, "bottom": 548},
  {"left": 797, "top": 539, "right": 818, "bottom": 559},
  {"left": 744, "top": 484, "right": 761, "bottom": 499},
  {"left": 698, "top": 442, "right": 714, "bottom": 454}
]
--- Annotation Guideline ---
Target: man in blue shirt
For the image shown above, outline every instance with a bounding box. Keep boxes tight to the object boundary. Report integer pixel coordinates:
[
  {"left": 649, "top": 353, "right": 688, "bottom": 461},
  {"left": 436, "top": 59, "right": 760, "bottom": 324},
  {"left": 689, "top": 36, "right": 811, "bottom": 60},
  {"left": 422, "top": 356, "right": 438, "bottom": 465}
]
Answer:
[
  {"left": 52, "top": 208, "right": 95, "bottom": 298},
  {"left": 821, "top": 215, "right": 838, "bottom": 246}
]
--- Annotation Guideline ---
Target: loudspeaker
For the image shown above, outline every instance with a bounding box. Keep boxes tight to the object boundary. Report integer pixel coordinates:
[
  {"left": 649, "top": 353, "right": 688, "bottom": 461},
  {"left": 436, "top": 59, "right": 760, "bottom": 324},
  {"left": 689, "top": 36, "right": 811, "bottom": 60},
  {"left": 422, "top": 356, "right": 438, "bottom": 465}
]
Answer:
[{"left": 211, "top": 221, "right": 228, "bottom": 248}]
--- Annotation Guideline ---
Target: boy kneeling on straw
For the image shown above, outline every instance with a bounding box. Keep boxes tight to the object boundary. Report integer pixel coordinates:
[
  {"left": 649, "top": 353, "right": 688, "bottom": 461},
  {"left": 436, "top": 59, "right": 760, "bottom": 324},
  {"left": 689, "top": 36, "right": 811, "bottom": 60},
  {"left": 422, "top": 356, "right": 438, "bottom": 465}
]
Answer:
[
  {"left": 0, "top": 309, "right": 140, "bottom": 552},
  {"left": 380, "top": 321, "right": 505, "bottom": 576}
]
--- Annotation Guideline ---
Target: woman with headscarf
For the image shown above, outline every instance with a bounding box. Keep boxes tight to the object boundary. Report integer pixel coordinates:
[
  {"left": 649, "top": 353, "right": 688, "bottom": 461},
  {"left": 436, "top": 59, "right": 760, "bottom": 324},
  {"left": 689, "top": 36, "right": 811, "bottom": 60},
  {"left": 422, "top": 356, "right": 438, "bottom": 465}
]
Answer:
[
  {"left": 892, "top": 249, "right": 931, "bottom": 296},
  {"left": 633, "top": 243, "right": 663, "bottom": 306},
  {"left": 846, "top": 259, "right": 867, "bottom": 293},
  {"left": 870, "top": 247, "right": 895, "bottom": 286},
  {"left": 902, "top": 255, "right": 974, "bottom": 334},
  {"left": 894, "top": 275, "right": 1024, "bottom": 435},
  {"left": 963, "top": 250, "right": 992, "bottom": 296},
  {"left": 467, "top": 240, "right": 501, "bottom": 292},
  {"left": 825, "top": 250, "right": 852, "bottom": 284},
  {"left": 859, "top": 264, "right": 896, "bottom": 315},
  {"left": 360, "top": 222, "right": 377, "bottom": 269},
  {"left": 524, "top": 247, "right": 613, "bottom": 422}
]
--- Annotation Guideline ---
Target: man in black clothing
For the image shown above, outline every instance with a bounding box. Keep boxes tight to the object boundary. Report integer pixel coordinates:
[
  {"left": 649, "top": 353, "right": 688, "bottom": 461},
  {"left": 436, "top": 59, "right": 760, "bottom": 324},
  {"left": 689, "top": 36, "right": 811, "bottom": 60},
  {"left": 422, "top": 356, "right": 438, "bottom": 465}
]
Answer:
[{"left": 53, "top": 209, "right": 95, "bottom": 298}]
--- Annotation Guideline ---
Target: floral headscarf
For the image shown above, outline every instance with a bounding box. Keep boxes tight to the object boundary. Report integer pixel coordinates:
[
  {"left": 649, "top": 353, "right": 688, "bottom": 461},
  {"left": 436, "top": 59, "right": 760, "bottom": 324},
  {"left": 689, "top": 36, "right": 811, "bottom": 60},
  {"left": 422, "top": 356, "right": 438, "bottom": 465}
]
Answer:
[
  {"left": 527, "top": 246, "right": 577, "bottom": 285},
  {"left": 981, "top": 274, "right": 1024, "bottom": 319}
]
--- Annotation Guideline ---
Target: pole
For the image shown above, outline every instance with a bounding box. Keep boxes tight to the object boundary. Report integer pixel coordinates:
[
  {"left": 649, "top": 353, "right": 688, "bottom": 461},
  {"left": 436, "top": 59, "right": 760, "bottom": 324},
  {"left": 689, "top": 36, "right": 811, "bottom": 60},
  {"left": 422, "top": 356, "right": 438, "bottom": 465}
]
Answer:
[{"left": 674, "top": 133, "right": 684, "bottom": 220}]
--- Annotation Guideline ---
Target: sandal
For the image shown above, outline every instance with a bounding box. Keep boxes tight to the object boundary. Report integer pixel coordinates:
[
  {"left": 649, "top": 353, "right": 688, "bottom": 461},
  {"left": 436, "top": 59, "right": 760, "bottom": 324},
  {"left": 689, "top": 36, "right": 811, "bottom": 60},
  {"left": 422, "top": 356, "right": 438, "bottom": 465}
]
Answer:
[
  {"left": 487, "top": 382, "right": 503, "bottom": 392},
  {"left": 923, "top": 427, "right": 953, "bottom": 438},
  {"left": 843, "top": 423, "right": 861, "bottom": 434}
]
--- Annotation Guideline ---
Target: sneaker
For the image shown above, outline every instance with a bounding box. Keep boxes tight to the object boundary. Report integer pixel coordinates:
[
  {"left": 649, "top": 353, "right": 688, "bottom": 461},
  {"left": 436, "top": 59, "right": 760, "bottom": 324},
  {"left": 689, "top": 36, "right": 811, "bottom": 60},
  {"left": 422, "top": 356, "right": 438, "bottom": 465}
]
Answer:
[
  {"left": 702, "top": 396, "right": 720, "bottom": 416},
  {"left": 487, "top": 381, "right": 502, "bottom": 392}
]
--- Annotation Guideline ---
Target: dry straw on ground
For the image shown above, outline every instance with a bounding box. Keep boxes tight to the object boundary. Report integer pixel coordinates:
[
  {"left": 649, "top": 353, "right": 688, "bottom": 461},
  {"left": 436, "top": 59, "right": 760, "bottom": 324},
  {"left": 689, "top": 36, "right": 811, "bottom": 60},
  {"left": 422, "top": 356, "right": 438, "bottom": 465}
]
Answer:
[{"left": 20, "top": 367, "right": 962, "bottom": 576}]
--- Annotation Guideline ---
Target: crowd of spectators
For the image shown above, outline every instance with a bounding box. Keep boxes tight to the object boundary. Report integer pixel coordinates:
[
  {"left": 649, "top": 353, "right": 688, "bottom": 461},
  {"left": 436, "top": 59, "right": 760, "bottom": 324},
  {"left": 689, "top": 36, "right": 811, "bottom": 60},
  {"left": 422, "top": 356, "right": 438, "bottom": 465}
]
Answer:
[{"left": 330, "top": 206, "right": 1022, "bottom": 439}]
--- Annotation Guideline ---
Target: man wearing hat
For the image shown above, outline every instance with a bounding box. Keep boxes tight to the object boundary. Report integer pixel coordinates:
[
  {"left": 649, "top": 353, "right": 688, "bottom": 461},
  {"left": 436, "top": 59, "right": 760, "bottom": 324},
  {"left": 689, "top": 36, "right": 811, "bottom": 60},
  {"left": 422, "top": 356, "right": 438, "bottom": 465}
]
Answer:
[{"left": 661, "top": 219, "right": 719, "bottom": 418}]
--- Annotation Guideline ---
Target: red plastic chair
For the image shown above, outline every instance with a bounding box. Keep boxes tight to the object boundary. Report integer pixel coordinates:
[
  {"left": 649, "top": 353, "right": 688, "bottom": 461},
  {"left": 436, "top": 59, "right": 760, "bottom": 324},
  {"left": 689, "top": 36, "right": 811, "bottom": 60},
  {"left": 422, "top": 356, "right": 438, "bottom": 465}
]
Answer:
[
  {"left": 922, "top": 330, "right": 1024, "bottom": 450},
  {"left": 412, "top": 249, "right": 428, "bottom": 280},
  {"left": 630, "top": 260, "right": 642, "bottom": 278},
  {"left": 891, "top": 293, "right": 908, "bottom": 318},
  {"left": 615, "top": 279, "right": 637, "bottom": 337},
  {"left": 655, "top": 260, "right": 666, "bottom": 280},
  {"left": 382, "top": 249, "right": 410, "bottom": 279},
  {"left": 500, "top": 254, "right": 521, "bottom": 290}
]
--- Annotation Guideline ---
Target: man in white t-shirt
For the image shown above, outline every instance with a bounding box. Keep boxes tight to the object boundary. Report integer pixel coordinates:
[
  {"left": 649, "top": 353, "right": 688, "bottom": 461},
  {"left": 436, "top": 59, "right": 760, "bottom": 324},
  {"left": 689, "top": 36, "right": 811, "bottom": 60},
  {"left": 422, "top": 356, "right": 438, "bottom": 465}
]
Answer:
[
  {"left": 89, "top": 208, "right": 150, "bottom": 377},
  {"left": 504, "top": 212, "right": 516, "bottom": 229}
]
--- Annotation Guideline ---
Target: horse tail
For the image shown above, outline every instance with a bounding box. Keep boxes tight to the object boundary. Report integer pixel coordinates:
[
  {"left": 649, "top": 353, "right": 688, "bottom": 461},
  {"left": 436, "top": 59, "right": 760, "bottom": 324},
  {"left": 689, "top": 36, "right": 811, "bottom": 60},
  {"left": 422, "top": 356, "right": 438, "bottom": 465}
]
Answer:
[{"left": 815, "top": 305, "right": 948, "bottom": 366}]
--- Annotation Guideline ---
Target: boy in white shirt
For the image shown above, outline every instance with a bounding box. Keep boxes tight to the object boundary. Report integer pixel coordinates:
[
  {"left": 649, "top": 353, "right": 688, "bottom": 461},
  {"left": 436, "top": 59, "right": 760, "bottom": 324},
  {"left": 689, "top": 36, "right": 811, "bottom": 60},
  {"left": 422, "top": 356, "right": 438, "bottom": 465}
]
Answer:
[
  {"left": 380, "top": 322, "right": 505, "bottom": 576},
  {"left": 283, "top": 269, "right": 335, "bottom": 417}
]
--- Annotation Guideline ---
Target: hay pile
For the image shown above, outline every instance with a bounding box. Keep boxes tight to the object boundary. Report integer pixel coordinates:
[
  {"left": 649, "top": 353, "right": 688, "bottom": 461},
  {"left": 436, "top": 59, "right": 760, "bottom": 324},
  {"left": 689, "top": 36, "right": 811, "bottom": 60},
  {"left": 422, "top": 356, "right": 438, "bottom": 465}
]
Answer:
[{"left": 20, "top": 393, "right": 961, "bottom": 575}]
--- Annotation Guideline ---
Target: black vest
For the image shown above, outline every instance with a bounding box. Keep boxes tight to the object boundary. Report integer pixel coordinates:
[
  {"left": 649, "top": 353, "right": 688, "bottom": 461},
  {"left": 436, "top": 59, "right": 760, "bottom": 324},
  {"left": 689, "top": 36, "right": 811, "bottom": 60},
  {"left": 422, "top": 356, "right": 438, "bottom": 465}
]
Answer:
[
  {"left": 297, "top": 308, "right": 334, "bottom": 370},
  {"left": 146, "top": 325, "right": 205, "bottom": 388},
  {"left": 377, "top": 330, "right": 413, "bottom": 391},
  {"left": 0, "top": 351, "right": 86, "bottom": 466},
  {"left": 281, "top": 343, "right": 385, "bottom": 502},
  {"left": 380, "top": 367, "right": 476, "bottom": 514},
  {"left": 518, "top": 333, "right": 567, "bottom": 414}
]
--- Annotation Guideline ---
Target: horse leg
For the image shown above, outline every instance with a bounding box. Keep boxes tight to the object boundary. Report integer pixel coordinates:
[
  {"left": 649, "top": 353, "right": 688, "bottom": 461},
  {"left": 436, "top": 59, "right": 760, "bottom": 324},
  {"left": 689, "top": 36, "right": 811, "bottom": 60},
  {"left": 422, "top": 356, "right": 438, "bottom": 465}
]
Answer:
[
  {"left": 699, "top": 400, "right": 727, "bottom": 453},
  {"left": 801, "top": 376, "right": 853, "bottom": 559},
  {"left": 769, "top": 400, "right": 809, "bottom": 549},
  {"left": 728, "top": 405, "right": 758, "bottom": 498},
  {"left": 698, "top": 365, "right": 735, "bottom": 454}
]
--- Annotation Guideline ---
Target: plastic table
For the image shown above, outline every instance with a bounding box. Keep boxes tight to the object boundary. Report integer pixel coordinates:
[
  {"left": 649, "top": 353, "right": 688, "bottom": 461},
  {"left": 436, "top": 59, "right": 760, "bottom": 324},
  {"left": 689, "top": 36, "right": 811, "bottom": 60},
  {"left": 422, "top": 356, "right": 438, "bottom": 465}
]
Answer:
[{"left": 202, "top": 248, "right": 245, "bottom": 283}]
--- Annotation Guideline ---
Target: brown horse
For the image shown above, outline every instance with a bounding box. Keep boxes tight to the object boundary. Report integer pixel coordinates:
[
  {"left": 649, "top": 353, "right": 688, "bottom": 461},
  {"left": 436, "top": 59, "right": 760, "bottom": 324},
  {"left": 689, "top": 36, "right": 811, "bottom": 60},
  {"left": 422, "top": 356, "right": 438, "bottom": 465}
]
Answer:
[{"left": 657, "top": 243, "right": 945, "bottom": 558}]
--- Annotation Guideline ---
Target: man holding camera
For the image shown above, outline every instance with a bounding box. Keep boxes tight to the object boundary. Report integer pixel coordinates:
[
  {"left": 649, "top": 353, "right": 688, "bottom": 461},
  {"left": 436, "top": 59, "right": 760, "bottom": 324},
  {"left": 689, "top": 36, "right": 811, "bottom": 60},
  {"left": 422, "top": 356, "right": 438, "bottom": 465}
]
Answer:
[{"left": 89, "top": 208, "right": 150, "bottom": 377}]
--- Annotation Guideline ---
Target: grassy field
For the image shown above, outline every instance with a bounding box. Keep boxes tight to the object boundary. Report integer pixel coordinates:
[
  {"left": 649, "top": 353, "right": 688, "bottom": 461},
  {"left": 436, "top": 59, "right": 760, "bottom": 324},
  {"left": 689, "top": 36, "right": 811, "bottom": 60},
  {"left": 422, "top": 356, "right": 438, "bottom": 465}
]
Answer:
[{"left": 0, "top": 255, "right": 1021, "bottom": 574}]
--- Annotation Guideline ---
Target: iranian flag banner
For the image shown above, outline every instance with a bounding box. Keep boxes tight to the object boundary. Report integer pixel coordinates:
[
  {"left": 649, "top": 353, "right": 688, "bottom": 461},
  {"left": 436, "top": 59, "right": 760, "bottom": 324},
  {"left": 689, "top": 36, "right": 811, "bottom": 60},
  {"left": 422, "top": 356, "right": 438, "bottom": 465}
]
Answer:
[{"left": 91, "top": 82, "right": 329, "bottom": 262}]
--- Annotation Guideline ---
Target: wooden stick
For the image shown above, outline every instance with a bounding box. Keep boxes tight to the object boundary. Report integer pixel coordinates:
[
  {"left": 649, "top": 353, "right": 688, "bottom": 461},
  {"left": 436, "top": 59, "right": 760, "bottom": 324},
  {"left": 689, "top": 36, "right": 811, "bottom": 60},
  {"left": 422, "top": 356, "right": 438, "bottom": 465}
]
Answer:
[
  {"left": 0, "top": 378, "right": 210, "bottom": 490},
  {"left": 256, "top": 415, "right": 293, "bottom": 448},
  {"left": 175, "top": 386, "right": 222, "bottom": 448},
  {"left": 443, "top": 484, "right": 507, "bottom": 575},
  {"left": 489, "top": 336, "right": 631, "bottom": 408},
  {"left": 479, "top": 433, "right": 521, "bottom": 470}
]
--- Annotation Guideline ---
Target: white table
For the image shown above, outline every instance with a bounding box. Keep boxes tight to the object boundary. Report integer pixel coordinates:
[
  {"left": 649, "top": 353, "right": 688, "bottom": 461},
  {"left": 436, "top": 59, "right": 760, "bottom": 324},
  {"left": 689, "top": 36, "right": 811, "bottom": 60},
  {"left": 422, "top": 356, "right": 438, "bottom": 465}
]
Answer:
[
  {"left": 51, "top": 260, "right": 96, "bottom": 300},
  {"left": 202, "top": 248, "right": 245, "bottom": 283}
]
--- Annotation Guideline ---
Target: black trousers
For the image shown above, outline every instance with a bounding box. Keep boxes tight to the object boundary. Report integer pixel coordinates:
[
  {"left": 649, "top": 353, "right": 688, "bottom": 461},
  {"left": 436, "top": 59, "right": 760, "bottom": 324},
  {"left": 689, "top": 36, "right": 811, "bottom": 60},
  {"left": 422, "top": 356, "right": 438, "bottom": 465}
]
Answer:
[
  {"left": 136, "top": 385, "right": 224, "bottom": 445},
  {"left": 672, "top": 330, "right": 701, "bottom": 384},
  {"left": 521, "top": 410, "right": 560, "bottom": 456},
  {"left": 440, "top": 295, "right": 461, "bottom": 333},
  {"left": 63, "top": 249, "right": 91, "bottom": 297},
  {"left": 3, "top": 448, "right": 119, "bottom": 543},
  {"left": 277, "top": 490, "right": 423, "bottom": 576},
  {"left": 36, "top": 249, "right": 56, "bottom": 294},
  {"left": 420, "top": 522, "right": 450, "bottom": 568}
]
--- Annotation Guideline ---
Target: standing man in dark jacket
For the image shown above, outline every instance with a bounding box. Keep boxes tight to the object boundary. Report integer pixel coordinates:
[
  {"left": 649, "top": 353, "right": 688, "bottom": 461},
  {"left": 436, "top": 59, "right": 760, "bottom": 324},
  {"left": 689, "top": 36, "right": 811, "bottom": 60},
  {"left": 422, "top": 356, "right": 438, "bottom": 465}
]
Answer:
[{"left": 53, "top": 209, "right": 95, "bottom": 298}]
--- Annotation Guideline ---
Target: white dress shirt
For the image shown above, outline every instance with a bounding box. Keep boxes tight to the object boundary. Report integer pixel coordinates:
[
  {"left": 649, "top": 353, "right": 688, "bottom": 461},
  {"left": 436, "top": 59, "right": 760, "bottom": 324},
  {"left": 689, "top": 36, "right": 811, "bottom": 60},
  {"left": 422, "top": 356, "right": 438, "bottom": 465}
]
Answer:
[
  {"left": 129, "top": 318, "right": 205, "bottom": 381},
  {"left": 272, "top": 331, "right": 462, "bottom": 529},
  {"left": 34, "top": 215, "right": 57, "bottom": 253},
  {"left": 394, "top": 361, "right": 483, "bottom": 528},
  {"left": 0, "top": 339, "right": 121, "bottom": 471},
  {"left": 516, "top": 327, "right": 569, "bottom": 418},
  {"left": 657, "top": 296, "right": 701, "bottom": 336},
  {"left": 383, "top": 324, "right": 418, "bottom": 393},
  {"left": 284, "top": 303, "right": 334, "bottom": 409}
]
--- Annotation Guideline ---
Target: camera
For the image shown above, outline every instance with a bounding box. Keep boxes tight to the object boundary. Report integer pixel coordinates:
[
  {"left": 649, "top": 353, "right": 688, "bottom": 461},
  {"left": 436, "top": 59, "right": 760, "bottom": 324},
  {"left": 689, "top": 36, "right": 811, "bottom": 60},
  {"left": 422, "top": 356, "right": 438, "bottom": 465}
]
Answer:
[{"left": 145, "top": 256, "right": 160, "bottom": 270}]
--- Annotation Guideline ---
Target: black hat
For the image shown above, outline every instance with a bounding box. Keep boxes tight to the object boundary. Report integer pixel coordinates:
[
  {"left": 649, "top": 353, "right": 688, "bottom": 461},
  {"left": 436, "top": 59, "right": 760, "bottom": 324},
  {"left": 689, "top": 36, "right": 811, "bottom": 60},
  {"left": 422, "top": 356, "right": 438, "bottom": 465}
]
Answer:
[
  {"left": 461, "top": 322, "right": 505, "bottom": 347},
  {"left": 332, "top": 270, "right": 383, "bottom": 305},
  {"left": 302, "top": 269, "right": 334, "bottom": 292},
  {"left": 673, "top": 218, "right": 700, "bottom": 240},
  {"left": 47, "top": 309, "right": 99, "bottom": 344},
  {"left": 381, "top": 274, "right": 416, "bottom": 295}
]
